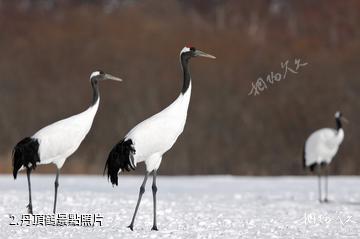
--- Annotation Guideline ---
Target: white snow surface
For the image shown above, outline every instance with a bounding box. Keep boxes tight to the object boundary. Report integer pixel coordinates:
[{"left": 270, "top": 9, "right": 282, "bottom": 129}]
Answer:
[{"left": 1, "top": 175, "right": 360, "bottom": 239}]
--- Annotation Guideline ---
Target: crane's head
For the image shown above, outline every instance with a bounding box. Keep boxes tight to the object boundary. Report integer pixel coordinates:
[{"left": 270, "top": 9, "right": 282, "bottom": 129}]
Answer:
[
  {"left": 90, "top": 70, "right": 123, "bottom": 83},
  {"left": 335, "top": 111, "right": 349, "bottom": 123},
  {"left": 180, "top": 46, "right": 216, "bottom": 61}
]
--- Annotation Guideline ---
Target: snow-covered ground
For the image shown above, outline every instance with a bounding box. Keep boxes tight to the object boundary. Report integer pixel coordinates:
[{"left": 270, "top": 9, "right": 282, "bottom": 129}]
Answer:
[{"left": 1, "top": 175, "right": 360, "bottom": 239}]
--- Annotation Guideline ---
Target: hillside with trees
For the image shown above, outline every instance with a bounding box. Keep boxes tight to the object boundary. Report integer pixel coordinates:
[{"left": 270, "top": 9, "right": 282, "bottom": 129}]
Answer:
[{"left": 0, "top": 0, "right": 359, "bottom": 175}]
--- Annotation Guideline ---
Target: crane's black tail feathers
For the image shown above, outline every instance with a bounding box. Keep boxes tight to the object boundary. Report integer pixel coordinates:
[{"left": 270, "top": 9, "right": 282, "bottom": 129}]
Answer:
[
  {"left": 104, "top": 139, "right": 136, "bottom": 186},
  {"left": 12, "top": 137, "right": 40, "bottom": 179},
  {"left": 309, "top": 163, "right": 317, "bottom": 172},
  {"left": 302, "top": 143, "right": 306, "bottom": 170}
]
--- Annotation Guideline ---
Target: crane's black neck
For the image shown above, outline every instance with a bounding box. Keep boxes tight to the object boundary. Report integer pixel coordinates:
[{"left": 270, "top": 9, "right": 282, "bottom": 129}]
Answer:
[
  {"left": 336, "top": 117, "right": 342, "bottom": 131},
  {"left": 181, "top": 55, "right": 191, "bottom": 94},
  {"left": 91, "top": 79, "right": 100, "bottom": 106}
]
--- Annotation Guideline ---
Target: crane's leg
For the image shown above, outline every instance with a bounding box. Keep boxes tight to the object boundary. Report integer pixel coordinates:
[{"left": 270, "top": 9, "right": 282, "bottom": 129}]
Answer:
[
  {"left": 151, "top": 170, "right": 158, "bottom": 231},
  {"left": 317, "top": 165, "right": 322, "bottom": 203},
  {"left": 128, "top": 172, "right": 149, "bottom": 231},
  {"left": 324, "top": 165, "right": 329, "bottom": 203},
  {"left": 53, "top": 168, "right": 60, "bottom": 214},
  {"left": 26, "top": 168, "right": 33, "bottom": 214}
]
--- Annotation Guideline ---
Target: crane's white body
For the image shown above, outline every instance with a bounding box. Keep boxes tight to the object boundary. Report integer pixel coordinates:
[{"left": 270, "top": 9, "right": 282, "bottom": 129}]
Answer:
[
  {"left": 125, "top": 83, "right": 191, "bottom": 172},
  {"left": 304, "top": 128, "right": 344, "bottom": 167},
  {"left": 32, "top": 99, "right": 99, "bottom": 168}
]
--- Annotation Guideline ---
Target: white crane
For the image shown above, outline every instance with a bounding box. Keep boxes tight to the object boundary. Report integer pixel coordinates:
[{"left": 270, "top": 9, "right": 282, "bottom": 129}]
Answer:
[
  {"left": 303, "top": 111, "right": 347, "bottom": 202},
  {"left": 104, "top": 46, "right": 216, "bottom": 231},
  {"left": 12, "top": 70, "right": 122, "bottom": 214}
]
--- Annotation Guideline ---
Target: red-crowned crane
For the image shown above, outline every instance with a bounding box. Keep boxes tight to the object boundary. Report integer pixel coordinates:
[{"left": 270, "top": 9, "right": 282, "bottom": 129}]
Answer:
[
  {"left": 104, "top": 46, "right": 216, "bottom": 231},
  {"left": 303, "top": 111, "right": 347, "bottom": 203},
  {"left": 12, "top": 70, "right": 122, "bottom": 214}
]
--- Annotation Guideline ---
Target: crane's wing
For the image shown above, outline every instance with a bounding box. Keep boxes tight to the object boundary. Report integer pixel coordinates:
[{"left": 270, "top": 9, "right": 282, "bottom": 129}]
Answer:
[
  {"left": 304, "top": 128, "right": 337, "bottom": 167},
  {"left": 33, "top": 106, "right": 97, "bottom": 163},
  {"left": 126, "top": 114, "right": 185, "bottom": 158}
]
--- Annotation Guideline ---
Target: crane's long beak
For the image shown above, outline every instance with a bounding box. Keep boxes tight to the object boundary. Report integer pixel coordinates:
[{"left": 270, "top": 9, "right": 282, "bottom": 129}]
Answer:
[
  {"left": 342, "top": 116, "right": 349, "bottom": 124},
  {"left": 195, "top": 50, "right": 216, "bottom": 59},
  {"left": 104, "top": 73, "right": 123, "bottom": 82}
]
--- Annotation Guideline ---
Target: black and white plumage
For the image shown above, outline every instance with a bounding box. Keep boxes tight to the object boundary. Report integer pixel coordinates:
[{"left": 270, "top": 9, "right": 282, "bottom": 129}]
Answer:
[
  {"left": 104, "top": 46, "right": 216, "bottom": 231},
  {"left": 303, "top": 111, "right": 347, "bottom": 202},
  {"left": 12, "top": 70, "right": 122, "bottom": 214}
]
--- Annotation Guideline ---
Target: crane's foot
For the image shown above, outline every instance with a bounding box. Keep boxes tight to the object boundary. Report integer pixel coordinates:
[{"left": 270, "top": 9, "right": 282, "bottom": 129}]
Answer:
[
  {"left": 127, "top": 224, "right": 134, "bottom": 231},
  {"left": 27, "top": 204, "right": 33, "bottom": 214},
  {"left": 323, "top": 198, "right": 329, "bottom": 203},
  {"left": 151, "top": 225, "right": 158, "bottom": 231}
]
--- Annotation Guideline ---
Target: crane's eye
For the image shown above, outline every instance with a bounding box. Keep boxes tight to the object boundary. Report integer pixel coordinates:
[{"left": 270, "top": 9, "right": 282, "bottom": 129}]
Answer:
[{"left": 190, "top": 47, "right": 196, "bottom": 51}]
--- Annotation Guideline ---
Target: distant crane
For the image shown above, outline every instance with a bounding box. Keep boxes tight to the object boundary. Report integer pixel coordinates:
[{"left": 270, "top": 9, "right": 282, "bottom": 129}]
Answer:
[
  {"left": 104, "top": 46, "right": 216, "bottom": 231},
  {"left": 303, "top": 111, "right": 347, "bottom": 202},
  {"left": 12, "top": 70, "right": 122, "bottom": 214}
]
